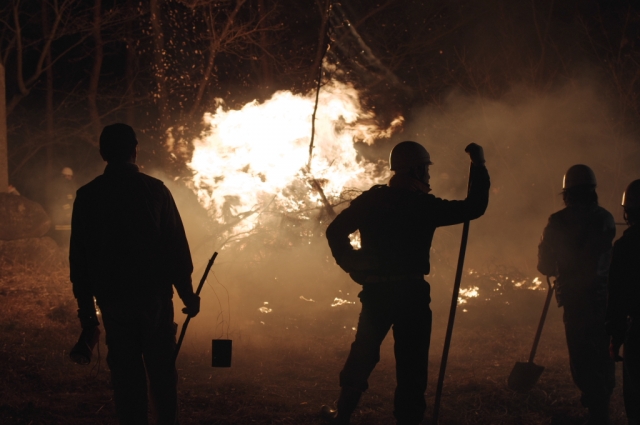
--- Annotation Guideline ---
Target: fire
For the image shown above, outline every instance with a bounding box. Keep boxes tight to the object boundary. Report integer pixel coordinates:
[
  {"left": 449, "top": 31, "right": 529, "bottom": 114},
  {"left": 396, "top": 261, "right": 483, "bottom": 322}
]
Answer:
[
  {"left": 258, "top": 301, "right": 272, "bottom": 314},
  {"left": 187, "top": 80, "right": 402, "bottom": 240},
  {"left": 458, "top": 286, "right": 480, "bottom": 304}
]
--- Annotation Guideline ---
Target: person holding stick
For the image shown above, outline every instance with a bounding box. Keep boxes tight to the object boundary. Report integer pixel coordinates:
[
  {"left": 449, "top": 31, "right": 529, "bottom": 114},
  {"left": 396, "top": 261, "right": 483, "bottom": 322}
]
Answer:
[
  {"left": 537, "top": 164, "right": 615, "bottom": 425},
  {"left": 69, "top": 123, "right": 199, "bottom": 425},
  {"left": 321, "top": 141, "right": 489, "bottom": 425}
]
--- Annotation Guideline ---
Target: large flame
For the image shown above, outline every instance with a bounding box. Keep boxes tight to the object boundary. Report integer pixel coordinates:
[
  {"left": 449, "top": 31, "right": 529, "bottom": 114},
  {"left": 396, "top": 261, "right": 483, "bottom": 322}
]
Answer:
[{"left": 188, "top": 80, "right": 402, "bottom": 240}]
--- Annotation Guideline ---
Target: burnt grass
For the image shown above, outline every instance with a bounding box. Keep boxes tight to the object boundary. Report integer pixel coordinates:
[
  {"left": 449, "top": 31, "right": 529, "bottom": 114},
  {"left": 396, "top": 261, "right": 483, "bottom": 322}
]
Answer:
[{"left": 0, "top": 263, "right": 628, "bottom": 425}]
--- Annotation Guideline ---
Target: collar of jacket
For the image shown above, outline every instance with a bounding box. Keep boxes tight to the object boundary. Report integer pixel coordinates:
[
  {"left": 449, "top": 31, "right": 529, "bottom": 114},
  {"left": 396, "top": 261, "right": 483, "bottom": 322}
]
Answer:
[
  {"left": 104, "top": 162, "right": 139, "bottom": 175},
  {"left": 623, "top": 223, "right": 640, "bottom": 238}
]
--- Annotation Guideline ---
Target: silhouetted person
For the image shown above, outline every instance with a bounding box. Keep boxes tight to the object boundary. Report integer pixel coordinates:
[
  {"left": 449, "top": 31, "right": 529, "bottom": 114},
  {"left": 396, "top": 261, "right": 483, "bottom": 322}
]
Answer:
[
  {"left": 538, "top": 164, "right": 615, "bottom": 425},
  {"left": 607, "top": 179, "right": 640, "bottom": 425},
  {"left": 69, "top": 123, "right": 200, "bottom": 425},
  {"left": 47, "top": 166, "right": 76, "bottom": 246},
  {"left": 321, "top": 141, "right": 489, "bottom": 425}
]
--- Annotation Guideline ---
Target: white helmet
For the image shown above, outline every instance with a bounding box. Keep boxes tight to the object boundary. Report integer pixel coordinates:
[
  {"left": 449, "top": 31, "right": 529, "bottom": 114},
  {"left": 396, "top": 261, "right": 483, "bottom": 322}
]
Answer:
[
  {"left": 622, "top": 179, "right": 640, "bottom": 209},
  {"left": 563, "top": 164, "right": 596, "bottom": 189},
  {"left": 61, "top": 167, "right": 73, "bottom": 177}
]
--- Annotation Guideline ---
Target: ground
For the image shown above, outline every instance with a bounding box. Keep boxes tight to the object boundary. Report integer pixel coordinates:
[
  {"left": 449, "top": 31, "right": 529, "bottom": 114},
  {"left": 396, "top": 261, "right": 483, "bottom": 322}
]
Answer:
[{"left": 0, "top": 262, "right": 628, "bottom": 425}]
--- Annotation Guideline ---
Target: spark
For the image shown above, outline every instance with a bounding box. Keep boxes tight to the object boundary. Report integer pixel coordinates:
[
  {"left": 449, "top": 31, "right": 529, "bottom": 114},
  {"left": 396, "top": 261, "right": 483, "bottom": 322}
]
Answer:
[{"left": 331, "top": 297, "right": 355, "bottom": 307}]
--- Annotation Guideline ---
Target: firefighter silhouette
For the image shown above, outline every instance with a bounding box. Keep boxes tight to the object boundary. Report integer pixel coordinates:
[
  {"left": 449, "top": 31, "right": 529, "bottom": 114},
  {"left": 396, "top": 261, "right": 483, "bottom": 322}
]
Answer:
[
  {"left": 321, "top": 141, "right": 489, "bottom": 425},
  {"left": 538, "top": 165, "right": 615, "bottom": 425},
  {"left": 607, "top": 179, "right": 640, "bottom": 425}
]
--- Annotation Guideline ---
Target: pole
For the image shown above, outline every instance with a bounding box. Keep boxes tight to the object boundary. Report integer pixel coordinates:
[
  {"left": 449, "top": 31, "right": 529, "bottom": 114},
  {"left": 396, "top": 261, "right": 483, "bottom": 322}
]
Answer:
[
  {"left": 432, "top": 164, "right": 472, "bottom": 423},
  {"left": 175, "top": 251, "right": 218, "bottom": 361},
  {"left": 528, "top": 277, "right": 555, "bottom": 363}
]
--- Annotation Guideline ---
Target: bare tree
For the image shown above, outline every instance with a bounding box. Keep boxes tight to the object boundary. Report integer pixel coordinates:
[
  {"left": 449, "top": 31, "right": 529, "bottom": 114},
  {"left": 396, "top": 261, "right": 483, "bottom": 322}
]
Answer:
[
  {"left": 42, "top": 0, "right": 55, "bottom": 176},
  {"left": 149, "top": 0, "right": 170, "bottom": 127},
  {"left": 88, "top": 0, "right": 104, "bottom": 140},
  {"left": 0, "top": 0, "right": 92, "bottom": 116}
]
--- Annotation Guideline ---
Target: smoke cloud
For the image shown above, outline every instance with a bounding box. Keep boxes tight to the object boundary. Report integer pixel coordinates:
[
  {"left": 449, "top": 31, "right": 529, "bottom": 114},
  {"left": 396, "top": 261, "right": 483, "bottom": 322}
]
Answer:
[{"left": 171, "top": 76, "right": 640, "bottom": 356}]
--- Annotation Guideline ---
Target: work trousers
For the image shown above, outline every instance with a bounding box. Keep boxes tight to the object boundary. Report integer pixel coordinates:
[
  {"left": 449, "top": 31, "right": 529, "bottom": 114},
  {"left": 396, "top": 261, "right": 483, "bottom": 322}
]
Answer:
[
  {"left": 100, "top": 296, "right": 178, "bottom": 425},
  {"left": 624, "top": 318, "right": 640, "bottom": 424},
  {"left": 339, "top": 279, "right": 432, "bottom": 425},
  {"left": 562, "top": 296, "right": 615, "bottom": 408}
]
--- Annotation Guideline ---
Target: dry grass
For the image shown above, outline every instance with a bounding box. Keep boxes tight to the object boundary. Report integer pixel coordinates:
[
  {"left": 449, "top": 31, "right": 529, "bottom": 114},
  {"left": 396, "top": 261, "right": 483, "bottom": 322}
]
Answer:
[{"left": 0, "top": 262, "right": 628, "bottom": 425}]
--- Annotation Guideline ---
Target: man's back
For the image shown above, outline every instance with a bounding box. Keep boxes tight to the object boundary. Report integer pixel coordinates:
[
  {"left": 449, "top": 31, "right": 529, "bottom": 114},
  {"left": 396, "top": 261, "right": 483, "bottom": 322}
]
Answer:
[
  {"left": 538, "top": 204, "right": 615, "bottom": 291},
  {"left": 70, "top": 163, "right": 192, "bottom": 304}
]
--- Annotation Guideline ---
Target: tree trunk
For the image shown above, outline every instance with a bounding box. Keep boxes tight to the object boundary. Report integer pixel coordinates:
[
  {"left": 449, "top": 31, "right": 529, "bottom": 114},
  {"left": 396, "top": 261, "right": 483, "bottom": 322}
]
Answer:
[
  {"left": 42, "top": 0, "right": 54, "bottom": 177},
  {"left": 125, "top": 3, "right": 136, "bottom": 128},
  {"left": 310, "top": 0, "right": 331, "bottom": 83},
  {"left": 88, "top": 0, "right": 103, "bottom": 141},
  {"left": 150, "top": 0, "right": 169, "bottom": 126},
  {"left": 258, "top": 0, "right": 271, "bottom": 96},
  {"left": 0, "top": 63, "right": 7, "bottom": 192}
]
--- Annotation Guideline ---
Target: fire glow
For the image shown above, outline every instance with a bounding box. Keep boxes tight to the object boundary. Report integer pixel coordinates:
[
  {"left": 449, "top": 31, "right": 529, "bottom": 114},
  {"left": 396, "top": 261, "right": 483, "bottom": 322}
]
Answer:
[{"left": 187, "top": 80, "right": 401, "bottom": 240}]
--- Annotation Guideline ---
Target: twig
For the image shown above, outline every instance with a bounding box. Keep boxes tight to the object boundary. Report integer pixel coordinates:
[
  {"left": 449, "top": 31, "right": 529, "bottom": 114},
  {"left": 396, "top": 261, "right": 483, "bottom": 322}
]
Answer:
[{"left": 306, "top": 1, "right": 335, "bottom": 218}]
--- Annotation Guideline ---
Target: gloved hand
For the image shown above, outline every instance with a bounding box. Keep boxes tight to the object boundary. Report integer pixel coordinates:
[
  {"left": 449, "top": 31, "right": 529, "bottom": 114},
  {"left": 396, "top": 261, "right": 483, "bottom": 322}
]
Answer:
[
  {"left": 70, "top": 326, "right": 101, "bottom": 365},
  {"left": 182, "top": 292, "right": 200, "bottom": 317},
  {"left": 339, "top": 250, "right": 380, "bottom": 274},
  {"left": 609, "top": 337, "right": 623, "bottom": 362},
  {"left": 465, "top": 143, "right": 485, "bottom": 165}
]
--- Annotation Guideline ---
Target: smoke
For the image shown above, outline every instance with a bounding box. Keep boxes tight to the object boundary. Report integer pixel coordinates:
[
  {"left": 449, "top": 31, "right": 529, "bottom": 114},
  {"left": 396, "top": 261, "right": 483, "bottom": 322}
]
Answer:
[
  {"left": 399, "top": 79, "right": 639, "bottom": 277},
  {"left": 170, "top": 76, "right": 640, "bottom": 356}
]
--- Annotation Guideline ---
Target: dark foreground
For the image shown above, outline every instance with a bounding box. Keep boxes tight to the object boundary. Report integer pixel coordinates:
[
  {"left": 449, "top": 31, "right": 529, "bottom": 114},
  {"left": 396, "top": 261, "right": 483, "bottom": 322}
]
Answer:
[{"left": 0, "top": 264, "right": 628, "bottom": 425}]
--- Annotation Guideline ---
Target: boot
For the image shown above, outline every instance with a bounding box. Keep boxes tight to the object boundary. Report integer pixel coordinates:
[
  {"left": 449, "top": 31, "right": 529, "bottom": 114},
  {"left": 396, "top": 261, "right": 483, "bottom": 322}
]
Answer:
[
  {"left": 583, "top": 402, "right": 609, "bottom": 425},
  {"left": 320, "top": 387, "right": 362, "bottom": 425}
]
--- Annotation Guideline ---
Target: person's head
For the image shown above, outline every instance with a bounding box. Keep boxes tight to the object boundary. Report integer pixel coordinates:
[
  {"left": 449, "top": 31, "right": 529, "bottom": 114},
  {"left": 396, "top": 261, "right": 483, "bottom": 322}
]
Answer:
[
  {"left": 99, "top": 123, "right": 138, "bottom": 163},
  {"left": 389, "top": 141, "right": 432, "bottom": 185},
  {"left": 622, "top": 179, "right": 640, "bottom": 225},
  {"left": 562, "top": 164, "right": 598, "bottom": 207},
  {"left": 61, "top": 167, "right": 73, "bottom": 180}
]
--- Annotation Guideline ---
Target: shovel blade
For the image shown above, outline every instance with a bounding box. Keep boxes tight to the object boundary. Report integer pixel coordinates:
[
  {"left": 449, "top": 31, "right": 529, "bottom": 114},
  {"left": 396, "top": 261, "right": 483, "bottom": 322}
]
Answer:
[{"left": 508, "top": 361, "right": 545, "bottom": 392}]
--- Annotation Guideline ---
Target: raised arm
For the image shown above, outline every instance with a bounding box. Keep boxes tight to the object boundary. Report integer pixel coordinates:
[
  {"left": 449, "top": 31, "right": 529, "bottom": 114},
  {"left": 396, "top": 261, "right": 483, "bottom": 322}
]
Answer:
[{"left": 431, "top": 163, "right": 490, "bottom": 227}]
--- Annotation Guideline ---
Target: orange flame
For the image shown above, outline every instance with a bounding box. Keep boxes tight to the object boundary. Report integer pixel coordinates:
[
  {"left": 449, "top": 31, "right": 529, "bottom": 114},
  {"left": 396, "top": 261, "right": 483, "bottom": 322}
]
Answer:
[{"left": 187, "top": 80, "right": 402, "bottom": 239}]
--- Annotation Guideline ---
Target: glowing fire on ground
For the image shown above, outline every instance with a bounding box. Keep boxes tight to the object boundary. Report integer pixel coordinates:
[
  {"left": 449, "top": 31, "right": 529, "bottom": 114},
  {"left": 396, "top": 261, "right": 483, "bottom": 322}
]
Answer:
[{"left": 187, "top": 80, "right": 402, "bottom": 240}]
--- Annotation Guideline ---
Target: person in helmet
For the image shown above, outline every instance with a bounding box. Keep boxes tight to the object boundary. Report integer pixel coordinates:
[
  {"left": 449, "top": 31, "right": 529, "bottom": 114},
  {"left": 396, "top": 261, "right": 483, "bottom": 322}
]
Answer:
[
  {"left": 321, "top": 141, "right": 489, "bottom": 425},
  {"left": 537, "top": 164, "right": 615, "bottom": 424},
  {"left": 46, "top": 166, "right": 77, "bottom": 247},
  {"left": 606, "top": 179, "right": 640, "bottom": 425}
]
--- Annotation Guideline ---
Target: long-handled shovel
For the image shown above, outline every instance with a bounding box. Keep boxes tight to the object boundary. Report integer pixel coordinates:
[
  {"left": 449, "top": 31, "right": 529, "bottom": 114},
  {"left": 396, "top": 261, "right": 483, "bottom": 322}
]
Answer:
[
  {"left": 174, "top": 251, "right": 218, "bottom": 361},
  {"left": 432, "top": 164, "right": 472, "bottom": 424},
  {"left": 507, "top": 276, "right": 556, "bottom": 392}
]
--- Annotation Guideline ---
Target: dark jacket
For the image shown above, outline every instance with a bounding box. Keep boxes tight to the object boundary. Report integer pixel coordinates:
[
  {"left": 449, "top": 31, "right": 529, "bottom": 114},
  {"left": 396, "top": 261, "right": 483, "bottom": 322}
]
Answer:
[
  {"left": 326, "top": 164, "right": 490, "bottom": 281},
  {"left": 537, "top": 204, "right": 615, "bottom": 304},
  {"left": 70, "top": 163, "right": 193, "bottom": 306},
  {"left": 606, "top": 224, "right": 640, "bottom": 342}
]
